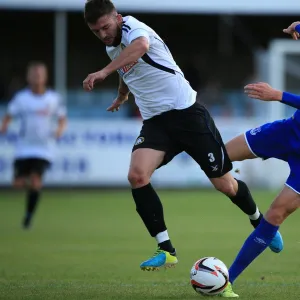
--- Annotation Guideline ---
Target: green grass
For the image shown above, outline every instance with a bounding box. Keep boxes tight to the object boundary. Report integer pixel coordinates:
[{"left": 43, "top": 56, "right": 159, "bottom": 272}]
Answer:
[{"left": 0, "top": 189, "right": 299, "bottom": 299}]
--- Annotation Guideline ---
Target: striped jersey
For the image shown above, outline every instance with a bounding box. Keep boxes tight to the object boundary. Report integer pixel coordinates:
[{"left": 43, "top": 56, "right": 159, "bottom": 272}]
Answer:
[{"left": 106, "top": 16, "right": 196, "bottom": 120}]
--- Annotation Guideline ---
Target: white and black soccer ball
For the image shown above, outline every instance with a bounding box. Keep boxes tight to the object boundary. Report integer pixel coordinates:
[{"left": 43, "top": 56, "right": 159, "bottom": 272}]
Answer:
[{"left": 190, "top": 257, "right": 229, "bottom": 296}]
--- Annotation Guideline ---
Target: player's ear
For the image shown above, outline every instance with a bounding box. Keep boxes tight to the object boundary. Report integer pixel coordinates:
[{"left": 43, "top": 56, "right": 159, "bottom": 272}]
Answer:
[{"left": 116, "top": 14, "right": 123, "bottom": 25}]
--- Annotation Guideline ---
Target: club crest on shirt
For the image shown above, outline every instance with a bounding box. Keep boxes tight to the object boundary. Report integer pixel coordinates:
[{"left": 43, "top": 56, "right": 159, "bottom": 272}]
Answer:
[
  {"left": 37, "top": 108, "right": 51, "bottom": 116},
  {"left": 135, "top": 137, "right": 145, "bottom": 145},
  {"left": 35, "top": 105, "right": 51, "bottom": 116},
  {"left": 250, "top": 127, "right": 261, "bottom": 135}
]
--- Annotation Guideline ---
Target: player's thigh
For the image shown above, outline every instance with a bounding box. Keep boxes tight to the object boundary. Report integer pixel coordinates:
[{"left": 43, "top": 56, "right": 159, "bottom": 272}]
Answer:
[
  {"left": 226, "top": 134, "right": 256, "bottom": 162},
  {"left": 13, "top": 159, "right": 29, "bottom": 188},
  {"left": 265, "top": 185, "right": 300, "bottom": 226},
  {"left": 129, "top": 148, "right": 166, "bottom": 180},
  {"left": 176, "top": 106, "right": 233, "bottom": 179},
  {"left": 130, "top": 119, "right": 180, "bottom": 186},
  {"left": 28, "top": 158, "right": 51, "bottom": 189},
  {"left": 185, "top": 130, "right": 233, "bottom": 178},
  {"left": 131, "top": 117, "right": 181, "bottom": 171},
  {"left": 189, "top": 134, "right": 238, "bottom": 197},
  {"left": 244, "top": 119, "right": 293, "bottom": 161}
]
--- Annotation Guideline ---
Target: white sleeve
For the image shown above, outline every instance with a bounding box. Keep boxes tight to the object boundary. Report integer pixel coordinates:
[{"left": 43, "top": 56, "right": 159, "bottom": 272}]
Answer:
[
  {"left": 7, "top": 97, "right": 21, "bottom": 117},
  {"left": 128, "top": 28, "right": 151, "bottom": 44}
]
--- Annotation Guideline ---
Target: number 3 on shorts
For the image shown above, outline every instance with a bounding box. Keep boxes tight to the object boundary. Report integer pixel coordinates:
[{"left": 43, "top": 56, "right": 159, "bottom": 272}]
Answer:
[{"left": 208, "top": 153, "right": 215, "bottom": 163}]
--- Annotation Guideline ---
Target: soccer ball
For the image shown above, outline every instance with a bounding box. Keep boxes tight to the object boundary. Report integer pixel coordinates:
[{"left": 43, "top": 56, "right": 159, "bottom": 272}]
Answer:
[{"left": 190, "top": 257, "right": 229, "bottom": 296}]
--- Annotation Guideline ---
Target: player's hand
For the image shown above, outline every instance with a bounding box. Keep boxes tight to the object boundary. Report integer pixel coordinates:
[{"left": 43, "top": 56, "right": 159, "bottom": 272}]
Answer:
[
  {"left": 83, "top": 70, "right": 109, "bottom": 91},
  {"left": 283, "top": 21, "right": 300, "bottom": 40},
  {"left": 244, "top": 82, "right": 283, "bottom": 101},
  {"left": 0, "top": 126, "right": 7, "bottom": 135},
  {"left": 54, "top": 128, "right": 63, "bottom": 139},
  {"left": 106, "top": 94, "right": 128, "bottom": 112}
]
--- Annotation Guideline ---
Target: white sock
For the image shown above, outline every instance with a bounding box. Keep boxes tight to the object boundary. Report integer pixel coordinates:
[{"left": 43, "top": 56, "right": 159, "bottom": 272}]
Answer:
[
  {"left": 155, "top": 230, "right": 170, "bottom": 244},
  {"left": 249, "top": 207, "right": 260, "bottom": 220}
]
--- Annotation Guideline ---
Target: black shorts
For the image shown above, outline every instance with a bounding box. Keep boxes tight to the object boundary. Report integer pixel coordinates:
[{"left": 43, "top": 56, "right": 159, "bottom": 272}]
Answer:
[
  {"left": 132, "top": 102, "right": 232, "bottom": 178},
  {"left": 13, "top": 158, "right": 51, "bottom": 178}
]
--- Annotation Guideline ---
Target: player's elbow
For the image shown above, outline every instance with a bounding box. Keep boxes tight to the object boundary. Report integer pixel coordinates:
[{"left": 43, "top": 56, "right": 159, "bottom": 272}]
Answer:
[{"left": 136, "top": 38, "right": 150, "bottom": 55}]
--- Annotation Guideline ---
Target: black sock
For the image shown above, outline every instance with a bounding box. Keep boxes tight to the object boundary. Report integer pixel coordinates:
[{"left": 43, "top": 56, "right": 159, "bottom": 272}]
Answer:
[
  {"left": 26, "top": 189, "right": 40, "bottom": 219},
  {"left": 250, "top": 212, "right": 263, "bottom": 228},
  {"left": 158, "top": 240, "right": 176, "bottom": 254},
  {"left": 132, "top": 183, "right": 174, "bottom": 252},
  {"left": 229, "top": 179, "right": 262, "bottom": 228}
]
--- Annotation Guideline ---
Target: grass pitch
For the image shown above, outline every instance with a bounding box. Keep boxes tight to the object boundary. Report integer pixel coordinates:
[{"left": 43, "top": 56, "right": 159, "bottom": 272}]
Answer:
[{"left": 0, "top": 189, "right": 299, "bottom": 299}]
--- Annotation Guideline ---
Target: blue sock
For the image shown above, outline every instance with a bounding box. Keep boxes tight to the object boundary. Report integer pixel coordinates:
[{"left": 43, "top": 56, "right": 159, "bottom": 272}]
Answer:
[{"left": 229, "top": 218, "right": 279, "bottom": 284}]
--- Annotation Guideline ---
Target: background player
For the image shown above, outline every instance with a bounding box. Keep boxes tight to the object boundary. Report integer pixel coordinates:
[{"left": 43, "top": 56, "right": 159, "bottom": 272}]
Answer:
[
  {"left": 218, "top": 21, "right": 300, "bottom": 298},
  {"left": 0, "top": 62, "right": 67, "bottom": 229},
  {"left": 82, "top": 0, "right": 283, "bottom": 271}
]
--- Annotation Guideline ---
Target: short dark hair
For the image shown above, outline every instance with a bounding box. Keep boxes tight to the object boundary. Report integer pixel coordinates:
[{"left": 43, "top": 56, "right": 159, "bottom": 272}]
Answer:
[{"left": 84, "top": 0, "right": 116, "bottom": 24}]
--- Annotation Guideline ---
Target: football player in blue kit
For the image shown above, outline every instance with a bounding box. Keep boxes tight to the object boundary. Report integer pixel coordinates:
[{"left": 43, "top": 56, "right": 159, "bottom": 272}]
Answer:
[{"left": 219, "top": 21, "right": 300, "bottom": 298}]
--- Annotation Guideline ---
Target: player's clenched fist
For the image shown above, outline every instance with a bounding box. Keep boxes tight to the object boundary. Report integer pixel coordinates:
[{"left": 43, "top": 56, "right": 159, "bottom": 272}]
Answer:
[{"left": 83, "top": 70, "right": 108, "bottom": 91}]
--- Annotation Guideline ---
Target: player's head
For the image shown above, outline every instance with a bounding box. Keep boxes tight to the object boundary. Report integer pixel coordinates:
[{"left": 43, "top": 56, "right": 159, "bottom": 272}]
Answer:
[
  {"left": 84, "top": 0, "right": 122, "bottom": 47},
  {"left": 26, "top": 62, "right": 48, "bottom": 88}
]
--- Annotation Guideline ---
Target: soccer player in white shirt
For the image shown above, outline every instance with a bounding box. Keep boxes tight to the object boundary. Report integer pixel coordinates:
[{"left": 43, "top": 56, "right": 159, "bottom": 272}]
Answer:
[
  {"left": 83, "top": 0, "right": 283, "bottom": 271},
  {"left": 0, "top": 62, "right": 67, "bottom": 229}
]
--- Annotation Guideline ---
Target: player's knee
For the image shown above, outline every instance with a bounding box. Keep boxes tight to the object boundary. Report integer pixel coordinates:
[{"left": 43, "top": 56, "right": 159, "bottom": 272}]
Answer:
[
  {"left": 13, "top": 179, "right": 25, "bottom": 189},
  {"left": 128, "top": 168, "right": 150, "bottom": 188},
  {"left": 213, "top": 179, "right": 236, "bottom": 197},
  {"left": 220, "top": 184, "right": 236, "bottom": 197},
  {"left": 30, "top": 175, "right": 43, "bottom": 190}
]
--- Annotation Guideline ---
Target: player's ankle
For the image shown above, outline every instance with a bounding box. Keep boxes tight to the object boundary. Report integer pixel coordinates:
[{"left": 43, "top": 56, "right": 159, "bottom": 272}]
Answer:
[
  {"left": 158, "top": 239, "right": 174, "bottom": 253},
  {"left": 249, "top": 210, "right": 263, "bottom": 228}
]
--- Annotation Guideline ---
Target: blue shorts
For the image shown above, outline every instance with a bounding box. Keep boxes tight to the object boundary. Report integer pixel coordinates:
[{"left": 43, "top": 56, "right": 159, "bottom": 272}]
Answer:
[{"left": 245, "top": 117, "right": 300, "bottom": 193}]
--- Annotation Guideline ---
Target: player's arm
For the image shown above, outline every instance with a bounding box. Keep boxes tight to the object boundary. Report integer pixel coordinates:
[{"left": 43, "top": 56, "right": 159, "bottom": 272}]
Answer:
[
  {"left": 0, "top": 97, "right": 20, "bottom": 134},
  {"left": 0, "top": 114, "right": 12, "bottom": 134},
  {"left": 244, "top": 82, "right": 300, "bottom": 109},
  {"left": 107, "top": 76, "right": 130, "bottom": 112},
  {"left": 103, "top": 37, "right": 149, "bottom": 75},
  {"left": 54, "top": 97, "right": 67, "bottom": 138},
  {"left": 118, "top": 76, "right": 130, "bottom": 98},
  {"left": 83, "top": 36, "right": 149, "bottom": 91},
  {"left": 283, "top": 21, "right": 300, "bottom": 39},
  {"left": 55, "top": 116, "right": 67, "bottom": 139}
]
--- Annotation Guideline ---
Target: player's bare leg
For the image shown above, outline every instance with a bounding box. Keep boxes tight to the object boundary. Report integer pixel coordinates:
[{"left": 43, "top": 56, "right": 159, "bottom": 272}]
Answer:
[
  {"left": 210, "top": 173, "right": 264, "bottom": 228},
  {"left": 128, "top": 148, "right": 164, "bottom": 188},
  {"left": 225, "top": 133, "right": 264, "bottom": 226},
  {"left": 265, "top": 186, "right": 300, "bottom": 226},
  {"left": 224, "top": 134, "right": 261, "bottom": 228},
  {"left": 13, "top": 177, "right": 27, "bottom": 189},
  {"left": 226, "top": 134, "right": 257, "bottom": 162},
  {"left": 22, "top": 173, "right": 43, "bottom": 229},
  {"left": 210, "top": 134, "right": 283, "bottom": 253},
  {"left": 128, "top": 148, "right": 178, "bottom": 270}
]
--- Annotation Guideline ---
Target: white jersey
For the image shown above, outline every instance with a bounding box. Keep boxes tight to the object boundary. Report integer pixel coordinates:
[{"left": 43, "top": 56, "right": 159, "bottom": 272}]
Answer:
[
  {"left": 7, "top": 88, "right": 66, "bottom": 162},
  {"left": 106, "top": 16, "right": 196, "bottom": 120}
]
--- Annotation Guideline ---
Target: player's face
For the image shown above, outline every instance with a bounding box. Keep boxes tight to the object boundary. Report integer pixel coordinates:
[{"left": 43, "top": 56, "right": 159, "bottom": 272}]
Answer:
[
  {"left": 88, "top": 13, "right": 122, "bottom": 47},
  {"left": 27, "top": 65, "right": 48, "bottom": 87}
]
